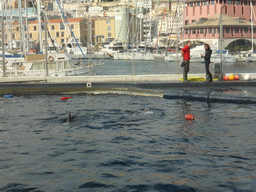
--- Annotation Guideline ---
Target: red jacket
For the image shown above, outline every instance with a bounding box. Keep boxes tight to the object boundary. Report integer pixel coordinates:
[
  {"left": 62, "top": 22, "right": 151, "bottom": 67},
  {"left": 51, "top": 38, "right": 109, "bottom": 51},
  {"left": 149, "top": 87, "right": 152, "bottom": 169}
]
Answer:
[{"left": 182, "top": 45, "right": 190, "bottom": 61}]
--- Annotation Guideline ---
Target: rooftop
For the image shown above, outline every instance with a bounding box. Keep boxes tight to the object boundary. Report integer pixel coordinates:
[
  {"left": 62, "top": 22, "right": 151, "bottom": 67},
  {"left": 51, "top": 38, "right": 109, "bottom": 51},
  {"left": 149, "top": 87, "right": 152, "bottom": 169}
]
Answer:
[{"left": 184, "top": 14, "right": 256, "bottom": 28}]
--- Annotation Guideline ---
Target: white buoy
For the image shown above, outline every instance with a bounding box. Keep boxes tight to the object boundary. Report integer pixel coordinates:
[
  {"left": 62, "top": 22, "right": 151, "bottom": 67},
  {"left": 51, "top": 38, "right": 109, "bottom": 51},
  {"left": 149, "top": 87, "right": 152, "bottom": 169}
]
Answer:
[{"left": 244, "top": 74, "right": 250, "bottom": 80}]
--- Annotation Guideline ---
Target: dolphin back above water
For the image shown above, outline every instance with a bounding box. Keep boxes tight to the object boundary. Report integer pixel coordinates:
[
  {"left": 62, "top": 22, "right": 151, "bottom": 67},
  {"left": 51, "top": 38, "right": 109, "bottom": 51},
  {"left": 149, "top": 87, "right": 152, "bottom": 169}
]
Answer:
[{"left": 67, "top": 111, "right": 73, "bottom": 122}]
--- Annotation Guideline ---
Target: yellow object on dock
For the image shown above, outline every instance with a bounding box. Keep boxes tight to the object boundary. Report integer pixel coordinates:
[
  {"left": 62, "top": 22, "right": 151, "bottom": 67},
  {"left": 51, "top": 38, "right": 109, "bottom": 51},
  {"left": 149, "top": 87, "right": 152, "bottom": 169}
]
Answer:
[{"left": 179, "top": 77, "right": 218, "bottom": 81}]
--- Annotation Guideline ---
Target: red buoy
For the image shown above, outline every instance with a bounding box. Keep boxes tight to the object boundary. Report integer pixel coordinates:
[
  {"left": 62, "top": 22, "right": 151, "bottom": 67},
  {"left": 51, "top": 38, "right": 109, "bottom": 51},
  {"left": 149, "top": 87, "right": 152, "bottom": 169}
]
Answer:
[
  {"left": 185, "top": 114, "right": 194, "bottom": 120},
  {"left": 234, "top": 75, "right": 239, "bottom": 80},
  {"left": 223, "top": 76, "right": 229, "bottom": 81},
  {"left": 61, "top": 97, "right": 72, "bottom": 100}
]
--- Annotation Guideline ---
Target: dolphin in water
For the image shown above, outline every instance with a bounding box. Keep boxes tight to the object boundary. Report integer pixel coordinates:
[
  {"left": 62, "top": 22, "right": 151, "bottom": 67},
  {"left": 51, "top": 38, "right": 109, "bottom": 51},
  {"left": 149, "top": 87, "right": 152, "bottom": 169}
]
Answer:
[{"left": 67, "top": 111, "right": 73, "bottom": 122}]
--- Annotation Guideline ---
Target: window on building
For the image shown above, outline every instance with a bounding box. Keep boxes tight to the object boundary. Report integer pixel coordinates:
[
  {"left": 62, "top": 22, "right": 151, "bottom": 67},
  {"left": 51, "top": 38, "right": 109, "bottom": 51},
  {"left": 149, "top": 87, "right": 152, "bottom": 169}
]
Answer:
[
  {"left": 227, "top": 0, "right": 231, "bottom": 4},
  {"left": 60, "top": 22, "right": 65, "bottom": 30},
  {"left": 192, "top": 29, "right": 196, "bottom": 34},
  {"left": 30, "top": 33, "right": 32, "bottom": 38},
  {"left": 211, "top": 0, "right": 215, "bottom": 4},
  {"left": 234, "top": 7, "right": 236, "bottom": 15},
  {"left": 56, "top": 32, "right": 59, "bottom": 37},
  {"left": 217, "top": 28, "right": 220, "bottom": 33},
  {"left": 205, "top": 28, "right": 207, "bottom": 33},
  {"left": 71, "top": 24, "right": 74, "bottom": 29},
  {"left": 61, "top": 32, "right": 64, "bottom": 37},
  {"left": 107, "top": 26, "right": 111, "bottom": 31},
  {"left": 253, "top": 2, "right": 255, "bottom": 5},
  {"left": 254, "top": 27, "right": 256, "bottom": 33},
  {"left": 16, "top": 27, "right": 19, "bottom": 31},
  {"left": 240, "top": 28, "right": 243, "bottom": 33},
  {"left": 190, "top": 3, "right": 193, "bottom": 7},
  {"left": 209, "top": 28, "right": 212, "bottom": 33},
  {"left": 236, "top": 0, "right": 239, "bottom": 5},
  {"left": 197, "top": 2, "right": 200, "bottom": 6},
  {"left": 108, "top": 33, "right": 111, "bottom": 37},
  {"left": 42, "top": 25, "right": 44, "bottom": 30},
  {"left": 242, "top": 7, "right": 244, "bottom": 15},
  {"left": 51, "top": 25, "right": 54, "bottom": 30},
  {"left": 244, "top": 27, "right": 248, "bottom": 33},
  {"left": 214, "top": 28, "right": 216, "bottom": 33},
  {"left": 12, "top": 34, "right": 15, "bottom": 39},
  {"left": 235, "top": 28, "right": 239, "bottom": 33},
  {"left": 185, "top": 29, "right": 188, "bottom": 34},
  {"left": 204, "top": 1, "right": 207, "bottom": 5},
  {"left": 106, "top": 20, "right": 111, "bottom": 24},
  {"left": 244, "top": 1, "right": 247, "bottom": 5},
  {"left": 185, "top": 20, "right": 189, "bottom": 25},
  {"left": 61, "top": 39, "right": 64, "bottom": 43},
  {"left": 192, "top": 20, "right": 196, "bottom": 23},
  {"left": 34, "top": 26, "right": 36, "bottom": 31},
  {"left": 226, "top": 28, "right": 230, "bottom": 33}
]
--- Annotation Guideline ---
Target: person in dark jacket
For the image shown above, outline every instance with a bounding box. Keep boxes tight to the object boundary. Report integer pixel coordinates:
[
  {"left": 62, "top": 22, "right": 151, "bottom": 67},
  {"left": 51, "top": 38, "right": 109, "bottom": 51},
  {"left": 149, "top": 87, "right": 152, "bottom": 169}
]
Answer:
[{"left": 201, "top": 44, "right": 212, "bottom": 82}]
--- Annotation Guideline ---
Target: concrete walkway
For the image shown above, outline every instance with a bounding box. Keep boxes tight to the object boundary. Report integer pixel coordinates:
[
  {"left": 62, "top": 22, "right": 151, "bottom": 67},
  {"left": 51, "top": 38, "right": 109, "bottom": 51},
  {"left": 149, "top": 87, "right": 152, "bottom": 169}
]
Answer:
[{"left": 0, "top": 74, "right": 256, "bottom": 95}]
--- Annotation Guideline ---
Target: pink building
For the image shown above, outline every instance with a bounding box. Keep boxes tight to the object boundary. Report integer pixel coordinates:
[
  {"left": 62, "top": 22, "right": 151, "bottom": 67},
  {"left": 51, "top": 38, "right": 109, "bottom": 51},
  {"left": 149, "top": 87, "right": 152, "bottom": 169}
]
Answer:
[
  {"left": 183, "top": 14, "right": 255, "bottom": 40},
  {"left": 182, "top": 0, "right": 256, "bottom": 48},
  {"left": 184, "top": 0, "right": 256, "bottom": 25}
]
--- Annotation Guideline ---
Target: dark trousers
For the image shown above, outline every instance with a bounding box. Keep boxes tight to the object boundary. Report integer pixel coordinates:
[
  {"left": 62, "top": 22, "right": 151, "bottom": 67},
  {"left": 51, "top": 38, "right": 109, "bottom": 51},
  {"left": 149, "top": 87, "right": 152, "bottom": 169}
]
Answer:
[
  {"left": 205, "top": 61, "right": 212, "bottom": 81},
  {"left": 182, "top": 59, "right": 190, "bottom": 73}
]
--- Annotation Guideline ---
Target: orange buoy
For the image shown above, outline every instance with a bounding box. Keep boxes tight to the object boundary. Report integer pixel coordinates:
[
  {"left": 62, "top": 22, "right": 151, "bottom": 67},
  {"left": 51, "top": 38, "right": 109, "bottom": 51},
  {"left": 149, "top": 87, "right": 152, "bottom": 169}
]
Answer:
[
  {"left": 223, "top": 76, "right": 229, "bottom": 81},
  {"left": 234, "top": 75, "right": 239, "bottom": 80},
  {"left": 229, "top": 74, "right": 235, "bottom": 81},
  {"left": 49, "top": 56, "right": 54, "bottom": 62},
  {"left": 61, "top": 97, "right": 72, "bottom": 100},
  {"left": 185, "top": 114, "right": 194, "bottom": 120}
]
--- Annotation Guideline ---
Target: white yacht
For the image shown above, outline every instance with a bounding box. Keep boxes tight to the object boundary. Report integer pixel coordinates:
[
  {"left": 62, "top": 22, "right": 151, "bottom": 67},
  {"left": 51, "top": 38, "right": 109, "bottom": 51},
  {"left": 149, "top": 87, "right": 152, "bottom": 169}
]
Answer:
[{"left": 2, "top": 52, "right": 90, "bottom": 77}]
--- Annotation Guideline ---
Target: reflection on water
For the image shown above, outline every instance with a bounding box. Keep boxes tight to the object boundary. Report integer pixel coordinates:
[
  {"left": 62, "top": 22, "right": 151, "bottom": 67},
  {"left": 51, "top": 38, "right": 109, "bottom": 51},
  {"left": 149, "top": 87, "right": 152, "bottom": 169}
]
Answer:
[{"left": 0, "top": 94, "right": 255, "bottom": 191}]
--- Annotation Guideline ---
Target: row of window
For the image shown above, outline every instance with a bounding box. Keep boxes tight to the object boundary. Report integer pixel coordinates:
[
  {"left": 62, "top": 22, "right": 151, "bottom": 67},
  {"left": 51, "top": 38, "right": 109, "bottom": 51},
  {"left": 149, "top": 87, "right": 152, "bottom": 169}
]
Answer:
[
  {"left": 185, "top": 27, "right": 254, "bottom": 34},
  {"left": 188, "top": 5, "right": 248, "bottom": 17},
  {"left": 189, "top": 0, "right": 255, "bottom": 7},
  {"left": 15, "top": 24, "right": 75, "bottom": 32}
]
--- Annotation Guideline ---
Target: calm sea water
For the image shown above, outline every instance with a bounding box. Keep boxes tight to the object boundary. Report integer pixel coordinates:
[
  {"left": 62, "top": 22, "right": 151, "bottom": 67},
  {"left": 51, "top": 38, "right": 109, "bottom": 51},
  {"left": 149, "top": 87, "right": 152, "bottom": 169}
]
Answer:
[
  {"left": 86, "top": 59, "right": 256, "bottom": 76},
  {"left": 0, "top": 90, "right": 256, "bottom": 191}
]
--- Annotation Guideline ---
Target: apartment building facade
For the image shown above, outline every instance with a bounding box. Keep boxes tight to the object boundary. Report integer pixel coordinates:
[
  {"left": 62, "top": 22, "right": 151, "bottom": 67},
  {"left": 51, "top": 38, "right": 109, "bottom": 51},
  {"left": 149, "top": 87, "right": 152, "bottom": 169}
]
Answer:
[
  {"left": 10, "top": 18, "right": 87, "bottom": 46},
  {"left": 92, "top": 17, "right": 115, "bottom": 44}
]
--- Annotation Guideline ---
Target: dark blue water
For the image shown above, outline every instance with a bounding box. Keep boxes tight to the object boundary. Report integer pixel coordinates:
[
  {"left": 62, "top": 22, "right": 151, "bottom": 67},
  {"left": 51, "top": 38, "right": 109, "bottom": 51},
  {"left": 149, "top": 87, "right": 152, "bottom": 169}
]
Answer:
[{"left": 0, "top": 92, "right": 256, "bottom": 192}]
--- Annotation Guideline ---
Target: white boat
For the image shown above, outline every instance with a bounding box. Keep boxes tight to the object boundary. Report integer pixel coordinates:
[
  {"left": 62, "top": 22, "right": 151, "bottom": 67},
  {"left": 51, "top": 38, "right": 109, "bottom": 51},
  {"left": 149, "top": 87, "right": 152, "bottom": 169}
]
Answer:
[
  {"left": 144, "top": 53, "right": 155, "bottom": 61},
  {"left": 63, "top": 41, "right": 87, "bottom": 59},
  {"left": 129, "top": 52, "right": 145, "bottom": 60},
  {"left": 2, "top": 52, "right": 90, "bottom": 77},
  {"left": 154, "top": 53, "right": 165, "bottom": 61},
  {"left": 211, "top": 50, "right": 237, "bottom": 65}
]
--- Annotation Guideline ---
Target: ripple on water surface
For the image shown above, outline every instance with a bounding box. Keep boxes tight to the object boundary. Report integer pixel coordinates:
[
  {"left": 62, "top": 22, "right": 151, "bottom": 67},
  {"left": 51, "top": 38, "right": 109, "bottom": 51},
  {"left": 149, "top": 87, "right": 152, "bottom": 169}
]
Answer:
[{"left": 0, "top": 94, "right": 255, "bottom": 192}]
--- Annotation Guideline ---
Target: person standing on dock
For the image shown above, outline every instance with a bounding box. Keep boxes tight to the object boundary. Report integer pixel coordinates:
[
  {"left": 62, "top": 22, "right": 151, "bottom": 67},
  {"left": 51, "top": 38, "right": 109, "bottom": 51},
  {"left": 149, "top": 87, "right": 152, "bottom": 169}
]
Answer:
[
  {"left": 180, "top": 41, "right": 192, "bottom": 83},
  {"left": 201, "top": 44, "right": 212, "bottom": 82}
]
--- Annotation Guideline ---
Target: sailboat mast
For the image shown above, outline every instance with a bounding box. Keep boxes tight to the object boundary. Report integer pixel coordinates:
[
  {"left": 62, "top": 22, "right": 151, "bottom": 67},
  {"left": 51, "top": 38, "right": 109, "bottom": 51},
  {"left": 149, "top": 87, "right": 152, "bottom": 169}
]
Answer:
[
  {"left": 1, "top": 11, "right": 6, "bottom": 77},
  {"left": 88, "top": 0, "right": 92, "bottom": 75},
  {"left": 37, "top": 0, "right": 43, "bottom": 52},
  {"left": 251, "top": 1, "right": 253, "bottom": 54},
  {"left": 175, "top": 0, "right": 180, "bottom": 74},
  {"left": 8, "top": 0, "right": 12, "bottom": 50},
  {"left": 18, "top": 0, "right": 23, "bottom": 53},
  {"left": 25, "top": 0, "right": 29, "bottom": 53}
]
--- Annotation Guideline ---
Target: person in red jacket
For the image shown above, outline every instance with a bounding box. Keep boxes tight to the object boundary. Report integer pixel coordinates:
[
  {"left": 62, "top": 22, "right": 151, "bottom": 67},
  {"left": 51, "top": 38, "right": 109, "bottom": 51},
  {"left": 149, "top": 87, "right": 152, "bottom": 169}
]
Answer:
[{"left": 180, "top": 41, "right": 192, "bottom": 82}]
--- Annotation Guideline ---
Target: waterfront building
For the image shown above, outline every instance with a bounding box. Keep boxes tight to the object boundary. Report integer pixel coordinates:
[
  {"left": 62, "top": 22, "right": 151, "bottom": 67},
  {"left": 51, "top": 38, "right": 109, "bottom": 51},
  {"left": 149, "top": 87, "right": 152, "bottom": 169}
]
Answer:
[
  {"left": 183, "top": 14, "right": 256, "bottom": 48},
  {"left": 183, "top": 0, "right": 256, "bottom": 48},
  {"left": 92, "top": 17, "right": 115, "bottom": 44},
  {"left": 184, "top": 0, "right": 256, "bottom": 25},
  {"left": 10, "top": 18, "right": 87, "bottom": 47}
]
